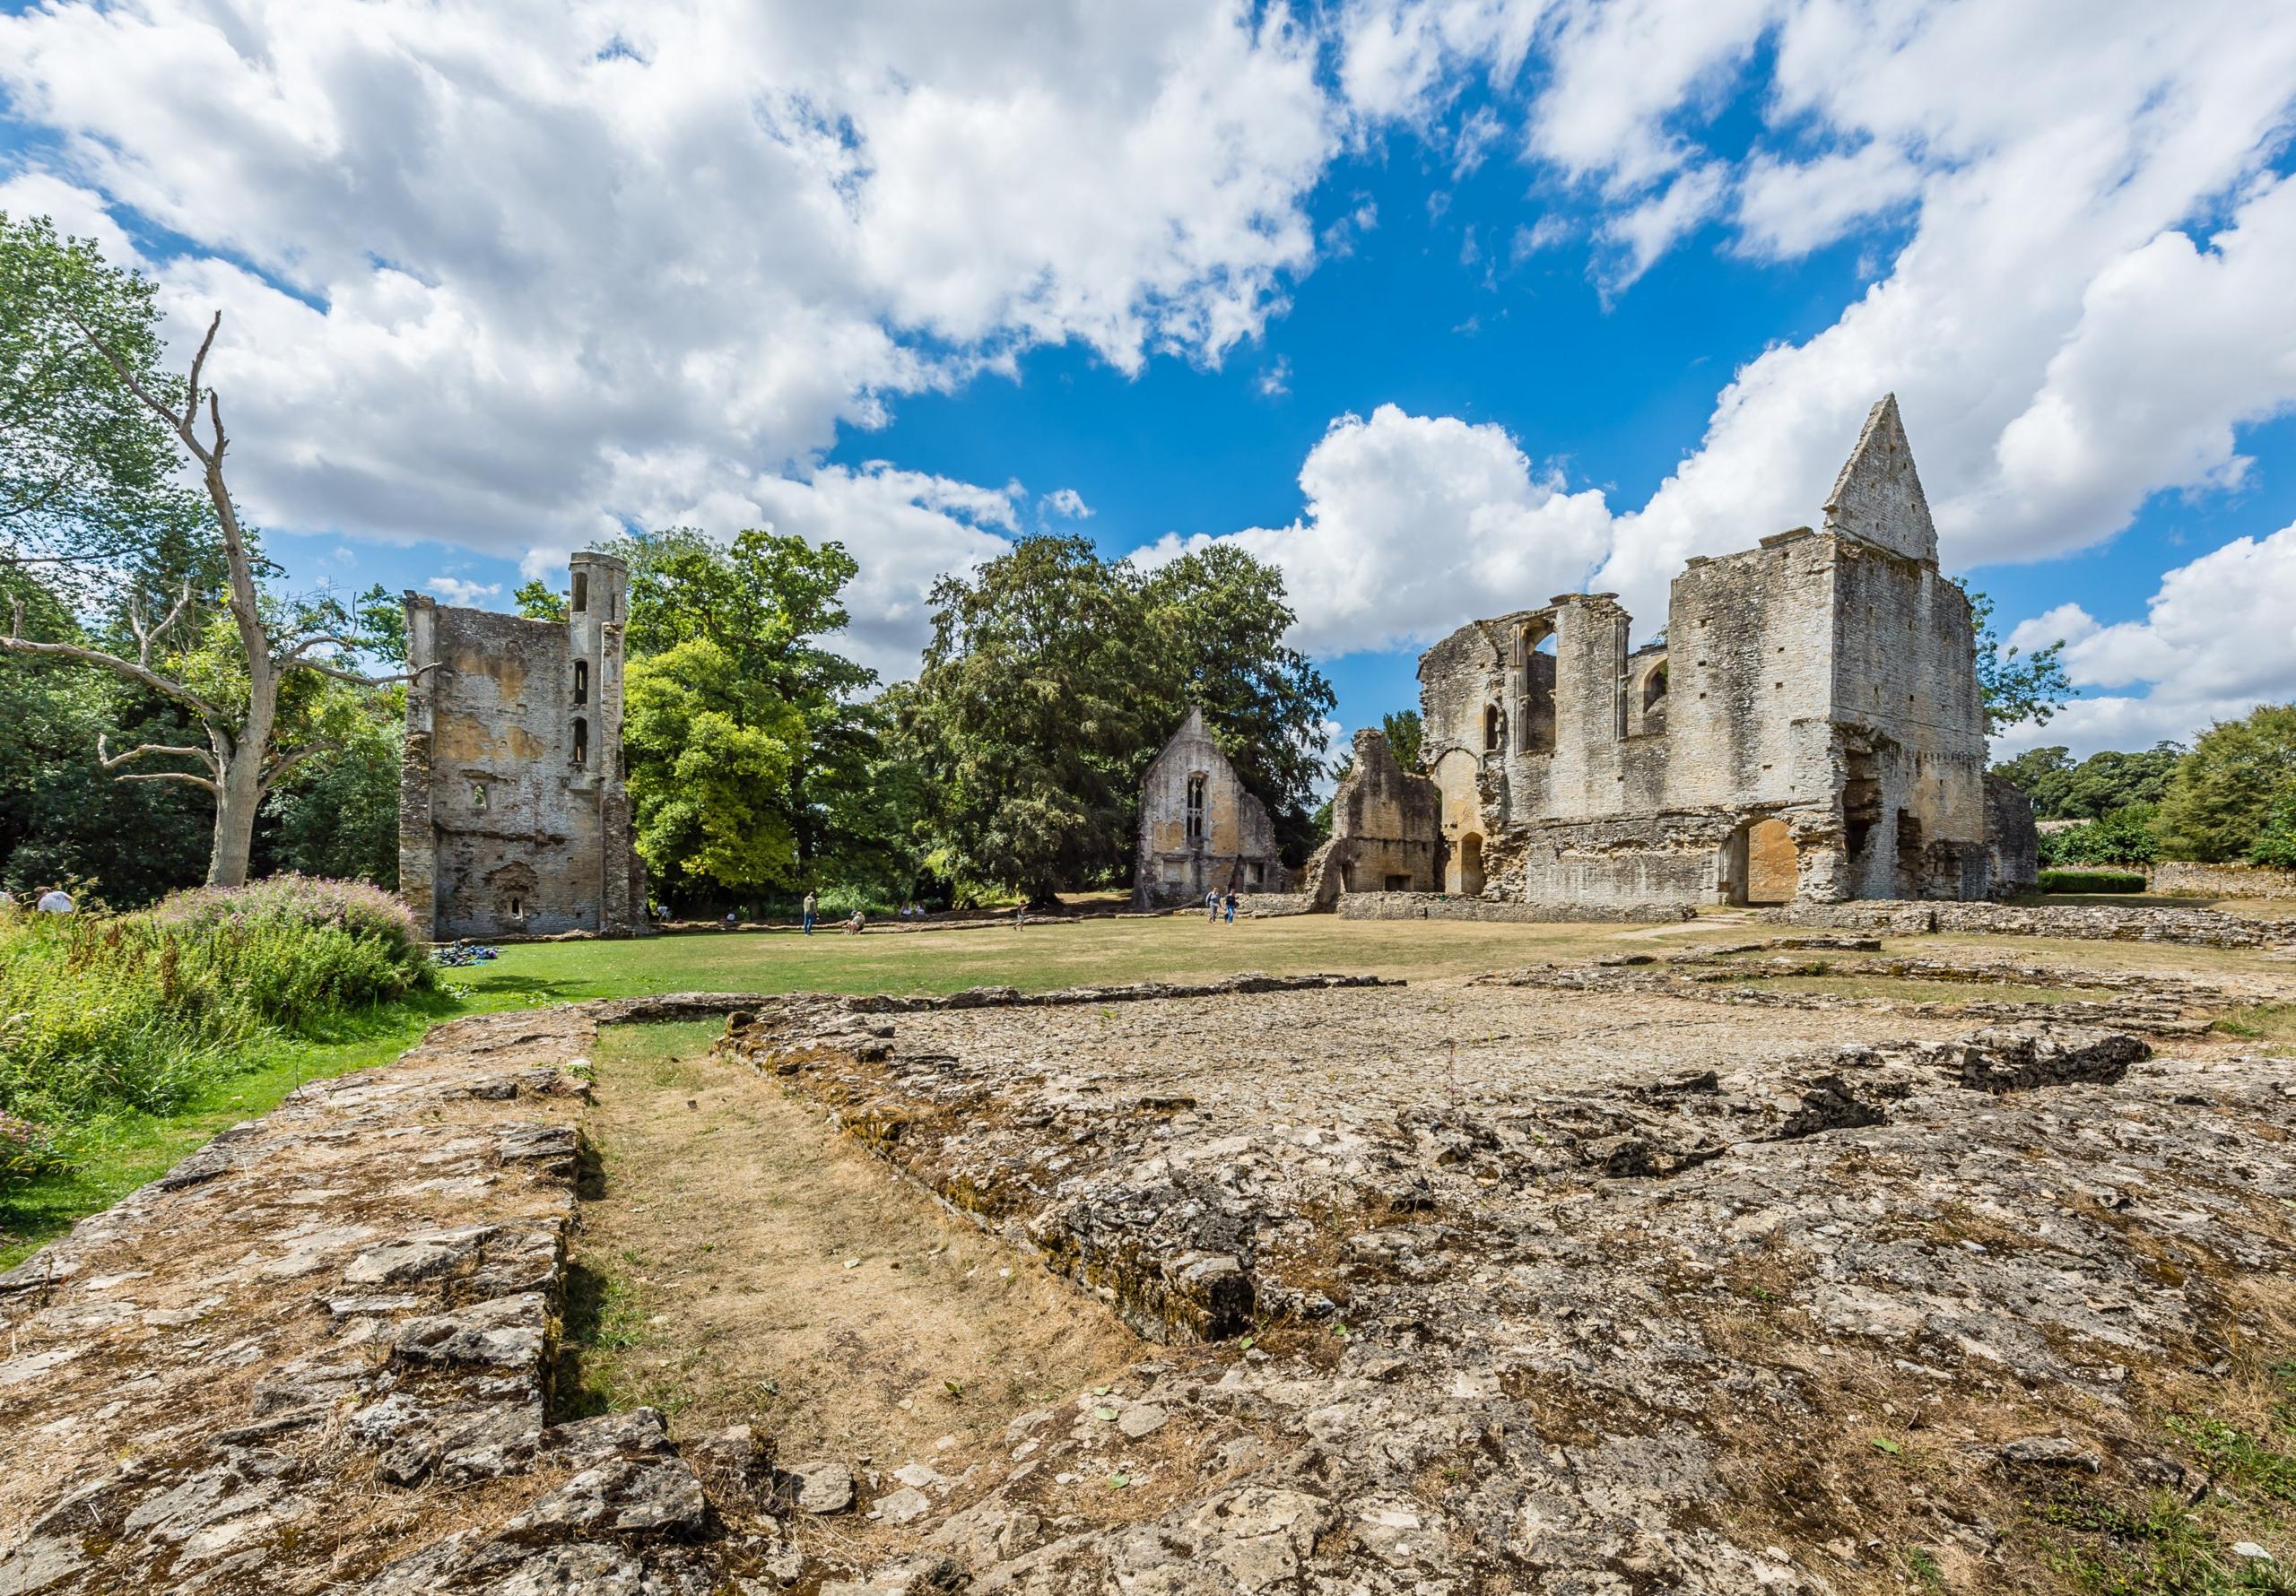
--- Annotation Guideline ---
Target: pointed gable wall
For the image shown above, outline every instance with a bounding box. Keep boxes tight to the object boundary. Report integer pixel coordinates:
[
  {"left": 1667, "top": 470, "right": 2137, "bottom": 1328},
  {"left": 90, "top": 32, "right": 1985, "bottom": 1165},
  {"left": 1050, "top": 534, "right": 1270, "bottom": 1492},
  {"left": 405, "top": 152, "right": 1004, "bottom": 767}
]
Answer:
[{"left": 1822, "top": 394, "right": 1938, "bottom": 564}]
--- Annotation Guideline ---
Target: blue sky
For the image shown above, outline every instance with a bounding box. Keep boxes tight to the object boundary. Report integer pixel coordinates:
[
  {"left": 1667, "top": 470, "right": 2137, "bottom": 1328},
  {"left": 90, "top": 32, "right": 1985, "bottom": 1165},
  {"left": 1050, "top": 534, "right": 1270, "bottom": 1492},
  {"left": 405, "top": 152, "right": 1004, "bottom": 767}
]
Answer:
[{"left": 4, "top": 1, "right": 2294, "bottom": 765}]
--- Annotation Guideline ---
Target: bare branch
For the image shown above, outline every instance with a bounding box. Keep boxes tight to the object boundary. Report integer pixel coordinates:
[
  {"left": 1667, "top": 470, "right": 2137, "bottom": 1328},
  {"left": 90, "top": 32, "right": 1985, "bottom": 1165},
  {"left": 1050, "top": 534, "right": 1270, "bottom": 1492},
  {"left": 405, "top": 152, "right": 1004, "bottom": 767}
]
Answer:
[
  {"left": 187, "top": 312, "right": 220, "bottom": 438},
  {"left": 260, "top": 741, "right": 342, "bottom": 794},
  {"left": 282, "top": 655, "right": 439, "bottom": 688},
  {"left": 281, "top": 631, "right": 365, "bottom": 663},
  {"left": 108, "top": 769, "right": 222, "bottom": 791},
  {"left": 0, "top": 631, "right": 227, "bottom": 722},
  {"left": 97, "top": 733, "right": 220, "bottom": 794}
]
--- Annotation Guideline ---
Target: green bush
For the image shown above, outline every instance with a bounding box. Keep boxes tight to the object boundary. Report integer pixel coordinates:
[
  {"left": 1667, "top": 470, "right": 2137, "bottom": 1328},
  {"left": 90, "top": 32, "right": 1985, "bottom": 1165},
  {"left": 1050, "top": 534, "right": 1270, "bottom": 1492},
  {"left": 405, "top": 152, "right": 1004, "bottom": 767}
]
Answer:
[
  {"left": 2039, "top": 803, "right": 2161, "bottom": 867},
  {"left": 0, "top": 876, "right": 437, "bottom": 1158},
  {"left": 2039, "top": 869, "right": 2149, "bottom": 894},
  {"left": 2251, "top": 791, "right": 2296, "bottom": 871}
]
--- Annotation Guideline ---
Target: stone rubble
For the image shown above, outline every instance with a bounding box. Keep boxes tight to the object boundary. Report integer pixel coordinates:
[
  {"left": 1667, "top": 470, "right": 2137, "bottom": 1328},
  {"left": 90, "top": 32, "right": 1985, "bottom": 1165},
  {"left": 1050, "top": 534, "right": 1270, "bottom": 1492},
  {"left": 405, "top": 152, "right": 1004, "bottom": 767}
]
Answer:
[{"left": 9, "top": 952, "right": 2296, "bottom": 1595}]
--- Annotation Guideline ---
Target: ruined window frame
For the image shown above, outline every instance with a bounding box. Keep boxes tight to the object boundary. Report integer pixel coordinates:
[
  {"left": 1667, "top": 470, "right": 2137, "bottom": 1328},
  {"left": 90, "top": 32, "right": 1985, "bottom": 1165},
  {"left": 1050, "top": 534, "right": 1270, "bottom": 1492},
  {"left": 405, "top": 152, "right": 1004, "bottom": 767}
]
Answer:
[{"left": 1185, "top": 772, "right": 1207, "bottom": 842}]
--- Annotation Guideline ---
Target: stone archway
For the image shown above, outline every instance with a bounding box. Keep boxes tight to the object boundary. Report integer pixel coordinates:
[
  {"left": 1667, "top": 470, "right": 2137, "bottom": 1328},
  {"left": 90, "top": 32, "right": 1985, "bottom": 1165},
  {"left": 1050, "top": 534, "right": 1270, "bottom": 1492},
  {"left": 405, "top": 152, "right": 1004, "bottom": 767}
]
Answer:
[
  {"left": 1744, "top": 818, "right": 1798, "bottom": 905},
  {"left": 1448, "top": 833, "right": 1484, "bottom": 897}
]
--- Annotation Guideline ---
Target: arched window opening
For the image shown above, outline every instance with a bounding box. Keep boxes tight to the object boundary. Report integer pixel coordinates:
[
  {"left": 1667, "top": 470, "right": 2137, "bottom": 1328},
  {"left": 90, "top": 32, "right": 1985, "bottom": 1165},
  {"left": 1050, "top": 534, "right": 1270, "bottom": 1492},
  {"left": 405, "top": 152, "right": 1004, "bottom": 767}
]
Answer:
[
  {"left": 572, "top": 716, "right": 589, "bottom": 767},
  {"left": 1642, "top": 664, "right": 1668, "bottom": 712},
  {"left": 573, "top": 659, "right": 589, "bottom": 705},
  {"left": 470, "top": 782, "right": 488, "bottom": 811},
  {"left": 1483, "top": 704, "right": 1501, "bottom": 751},
  {"left": 571, "top": 571, "right": 589, "bottom": 613},
  {"left": 1518, "top": 620, "right": 1557, "bottom": 754},
  {"left": 1185, "top": 773, "right": 1206, "bottom": 841}
]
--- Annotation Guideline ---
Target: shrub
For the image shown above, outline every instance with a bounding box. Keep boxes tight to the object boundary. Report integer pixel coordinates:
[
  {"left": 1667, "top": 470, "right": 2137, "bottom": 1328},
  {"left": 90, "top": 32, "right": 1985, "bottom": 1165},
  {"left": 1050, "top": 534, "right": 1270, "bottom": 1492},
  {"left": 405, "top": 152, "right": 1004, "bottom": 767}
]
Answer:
[
  {"left": 0, "top": 876, "right": 437, "bottom": 1132},
  {"left": 0, "top": 1108, "right": 73, "bottom": 1188},
  {"left": 2040, "top": 869, "right": 2148, "bottom": 894},
  {"left": 2039, "top": 804, "right": 2161, "bottom": 867},
  {"left": 2251, "top": 791, "right": 2296, "bottom": 871}
]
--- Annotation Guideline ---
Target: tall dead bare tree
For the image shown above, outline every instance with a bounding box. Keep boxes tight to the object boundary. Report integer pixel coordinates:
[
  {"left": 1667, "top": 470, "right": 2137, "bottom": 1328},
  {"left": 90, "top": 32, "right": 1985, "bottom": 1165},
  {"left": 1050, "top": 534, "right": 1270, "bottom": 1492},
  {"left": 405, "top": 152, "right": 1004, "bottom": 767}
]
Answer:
[{"left": 1, "top": 311, "right": 421, "bottom": 888}]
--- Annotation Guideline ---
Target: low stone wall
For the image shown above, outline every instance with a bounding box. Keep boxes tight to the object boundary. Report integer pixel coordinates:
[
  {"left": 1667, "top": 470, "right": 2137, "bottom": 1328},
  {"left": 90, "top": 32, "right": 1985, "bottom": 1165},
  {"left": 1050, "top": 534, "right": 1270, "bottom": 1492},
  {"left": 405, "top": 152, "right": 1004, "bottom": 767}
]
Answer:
[
  {"left": 1770, "top": 898, "right": 2295, "bottom": 949},
  {"left": 2152, "top": 861, "right": 2296, "bottom": 900},
  {"left": 1336, "top": 890, "right": 1693, "bottom": 924},
  {"left": 0, "top": 994, "right": 783, "bottom": 1596},
  {"left": 1232, "top": 891, "right": 1318, "bottom": 917}
]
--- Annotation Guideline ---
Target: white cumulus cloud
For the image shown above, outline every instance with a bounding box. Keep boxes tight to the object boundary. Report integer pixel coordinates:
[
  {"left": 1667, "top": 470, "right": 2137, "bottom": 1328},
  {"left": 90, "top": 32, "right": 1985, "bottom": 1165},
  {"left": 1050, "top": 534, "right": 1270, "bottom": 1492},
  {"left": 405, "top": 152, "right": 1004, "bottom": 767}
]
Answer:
[{"left": 1143, "top": 403, "right": 1613, "bottom": 656}]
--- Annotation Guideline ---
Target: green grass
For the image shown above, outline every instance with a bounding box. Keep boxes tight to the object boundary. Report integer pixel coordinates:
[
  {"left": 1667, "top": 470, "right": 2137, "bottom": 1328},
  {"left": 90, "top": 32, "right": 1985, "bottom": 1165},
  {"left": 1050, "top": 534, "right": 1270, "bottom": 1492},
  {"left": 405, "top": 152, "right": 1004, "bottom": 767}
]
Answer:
[
  {"left": 2212, "top": 1004, "right": 2296, "bottom": 1057},
  {"left": 0, "top": 993, "right": 469, "bottom": 1269},
  {"left": 441, "top": 912, "right": 1701, "bottom": 1008},
  {"left": 4, "top": 913, "right": 1679, "bottom": 1269}
]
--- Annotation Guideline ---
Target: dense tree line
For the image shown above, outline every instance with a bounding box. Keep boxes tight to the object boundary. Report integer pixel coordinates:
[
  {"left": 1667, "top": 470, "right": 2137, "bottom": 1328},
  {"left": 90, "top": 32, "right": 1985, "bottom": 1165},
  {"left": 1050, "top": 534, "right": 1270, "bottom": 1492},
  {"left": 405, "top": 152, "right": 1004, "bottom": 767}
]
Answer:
[{"left": 1991, "top": 706, "right": 2296, "bottom": 869}]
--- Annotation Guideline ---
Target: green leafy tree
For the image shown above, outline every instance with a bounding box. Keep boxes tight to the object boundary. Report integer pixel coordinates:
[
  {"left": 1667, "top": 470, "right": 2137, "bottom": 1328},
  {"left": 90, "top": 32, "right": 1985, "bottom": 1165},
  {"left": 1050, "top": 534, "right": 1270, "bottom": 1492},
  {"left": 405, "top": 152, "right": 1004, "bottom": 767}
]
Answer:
[
  {"left": 1963, "top": 588, "right": 2071, "bottom": 733},
  {"left": 622, "top": 638, "right": 803, "bottom": 902},
  {"left": 2156, "top": 704, "right": 2296, "bottom": 863},
  {"left": 1, "top": 213, "right": 209, "bottom": 603},
  {"left": 1991, "top": 742, "right": 2182, "bottom": 821},
  {"left": 2038, "top": 803, "right": 2160, "bottom": 866},
  {"left": 600, "top": 526, "right": 880, "bottom": 881},
  {"left": 513, "top": 577, "right": 568, "bottom": 623},
  {"left": 261, "top": 684, "right": 405, "bottom": 886},
  {"left": 0, "top": 568, "right": 212, "bottom": 902},
  {"left": 905, "top": 534, "right": 1158, "bottom": 903},
  {"left": 2251, "top": 790, "right": 2296, "bottom": 871}
]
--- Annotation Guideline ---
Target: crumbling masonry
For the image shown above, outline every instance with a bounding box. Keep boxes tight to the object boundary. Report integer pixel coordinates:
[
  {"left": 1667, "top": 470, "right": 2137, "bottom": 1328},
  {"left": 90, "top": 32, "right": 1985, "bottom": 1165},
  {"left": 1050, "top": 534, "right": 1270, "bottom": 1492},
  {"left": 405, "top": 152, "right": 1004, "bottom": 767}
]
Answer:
[
  {"left": 398, "top": 552, "right": 643, "bottom": 939},
  {"left": 1387, "top": 395, "right": 2036, "bottom": 908},
  {"left": 1133, "top": 707, "right": 1292, "bottom": 907}
]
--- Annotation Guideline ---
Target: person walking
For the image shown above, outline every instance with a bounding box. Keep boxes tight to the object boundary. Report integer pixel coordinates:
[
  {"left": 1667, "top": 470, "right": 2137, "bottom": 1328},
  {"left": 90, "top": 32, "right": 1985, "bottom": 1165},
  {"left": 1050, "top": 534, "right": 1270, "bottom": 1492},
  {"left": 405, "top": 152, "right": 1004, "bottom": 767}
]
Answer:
[
  {"left": 1205, "top": 888, "right": 1218, "bottom": 924},
  {"left": 802, "top": 889, "right": 816, "bottom": 935},
  {"left": 1223, "top": 889, "right": 1236, "bottom": 924}
]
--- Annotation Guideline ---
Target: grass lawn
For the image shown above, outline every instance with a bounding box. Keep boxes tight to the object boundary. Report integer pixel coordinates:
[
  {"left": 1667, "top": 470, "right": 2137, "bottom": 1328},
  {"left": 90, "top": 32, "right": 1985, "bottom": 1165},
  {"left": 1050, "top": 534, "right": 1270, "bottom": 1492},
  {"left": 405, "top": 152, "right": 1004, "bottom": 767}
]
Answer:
[
  {"left": 9, "top": 906, "right": 2276, "bottom": 1270},
  {"left": 444, "top": 911, "right": 1715, "bottom": 1008}
]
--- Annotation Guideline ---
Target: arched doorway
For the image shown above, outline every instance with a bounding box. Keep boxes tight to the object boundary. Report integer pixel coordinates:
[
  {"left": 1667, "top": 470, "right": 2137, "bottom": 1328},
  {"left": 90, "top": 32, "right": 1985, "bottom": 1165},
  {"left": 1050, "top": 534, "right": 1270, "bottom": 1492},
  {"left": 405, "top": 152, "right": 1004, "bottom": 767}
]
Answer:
[
  {"left": 1744, "top": 818, "right": 1798, "bottom": 905},
  {"left": 1449, "top": 833, "right": 1484, "bottom": 897}
]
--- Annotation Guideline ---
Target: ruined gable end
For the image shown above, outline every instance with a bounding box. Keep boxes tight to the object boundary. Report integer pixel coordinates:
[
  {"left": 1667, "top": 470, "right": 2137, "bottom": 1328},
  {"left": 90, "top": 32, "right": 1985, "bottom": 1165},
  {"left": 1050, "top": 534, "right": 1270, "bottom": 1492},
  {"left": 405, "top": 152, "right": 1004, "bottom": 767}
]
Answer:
[{"left": 1822, "top": 394, "right": 1939, "bottom": 564}]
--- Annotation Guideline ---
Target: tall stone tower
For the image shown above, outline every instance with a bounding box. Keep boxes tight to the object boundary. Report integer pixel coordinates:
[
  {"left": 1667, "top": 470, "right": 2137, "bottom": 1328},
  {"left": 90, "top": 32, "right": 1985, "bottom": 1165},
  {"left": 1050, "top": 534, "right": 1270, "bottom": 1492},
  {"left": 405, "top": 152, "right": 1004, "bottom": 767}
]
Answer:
[{"left": 397, "top": 552, "right": 642, "bottom": 940}]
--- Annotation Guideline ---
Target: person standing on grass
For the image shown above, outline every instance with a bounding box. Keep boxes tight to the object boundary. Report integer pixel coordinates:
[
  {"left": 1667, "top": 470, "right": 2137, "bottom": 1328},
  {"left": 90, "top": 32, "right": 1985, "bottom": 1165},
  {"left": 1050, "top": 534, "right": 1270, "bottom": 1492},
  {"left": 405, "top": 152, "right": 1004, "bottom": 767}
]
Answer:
[
  {"left": 802, "top": 889, "right": 816, "bottom": 935},
  {"left": 1205, "top": 888, "right": 1218, "bottom": 924},
  {"left": 1224, "top": 889, "right": 1236, "bottom": 924},
  {"left": 35, "top": 885, "right": 74, "bottom": 915}
]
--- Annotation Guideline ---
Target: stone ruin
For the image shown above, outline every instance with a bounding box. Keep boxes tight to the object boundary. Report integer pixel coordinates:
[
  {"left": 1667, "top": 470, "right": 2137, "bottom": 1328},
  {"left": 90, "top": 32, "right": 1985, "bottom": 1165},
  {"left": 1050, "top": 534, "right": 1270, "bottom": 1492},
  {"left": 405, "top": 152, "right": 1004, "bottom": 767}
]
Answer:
[
  {"left": 398, "top": 551, "right": 644, "bottom": 940},
  {"left": 1321, "top": 395, "right": 2038, "bottom": 912},
  {"left": 1131, "top": 707, "right": 1292, "bottom": 908}
]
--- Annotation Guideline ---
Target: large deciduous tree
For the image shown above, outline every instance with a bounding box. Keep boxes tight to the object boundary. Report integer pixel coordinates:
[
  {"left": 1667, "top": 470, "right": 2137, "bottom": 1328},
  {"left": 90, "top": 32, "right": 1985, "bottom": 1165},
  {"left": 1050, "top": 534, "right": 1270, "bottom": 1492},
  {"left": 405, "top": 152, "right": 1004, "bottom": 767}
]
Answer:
[
  {"left": 900, "top": 534, "right": 1334, "bottom": 902},
  {"left": 0, "top": 219, "right": 418, "bottom": 887},
  {"left": 2155, "top": 704, "right": 2296, "bottom": 863}
]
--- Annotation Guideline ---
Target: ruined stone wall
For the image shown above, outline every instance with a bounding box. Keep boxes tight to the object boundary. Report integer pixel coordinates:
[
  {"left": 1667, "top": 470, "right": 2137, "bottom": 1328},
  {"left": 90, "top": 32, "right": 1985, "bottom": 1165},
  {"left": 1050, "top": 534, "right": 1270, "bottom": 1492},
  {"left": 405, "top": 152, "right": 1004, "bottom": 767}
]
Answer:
[
  {"left": 1300, "top": 728, "right": 1441, "bottom": 901},
  {"left": 1413, "top": 395, "right": 2008, "bottom": 911},
  {"left": 1986, "top": 774, "right": 2040, "bottom": 898},
  {"left": 399, "top": 552, "right": 639, "bottom": 941},
  {"left": 2152, "top": 862, "right": 2296, "bottom": 898},
  {"left": 1132, "top": 708, "right": 1290, "bottom": 907}
]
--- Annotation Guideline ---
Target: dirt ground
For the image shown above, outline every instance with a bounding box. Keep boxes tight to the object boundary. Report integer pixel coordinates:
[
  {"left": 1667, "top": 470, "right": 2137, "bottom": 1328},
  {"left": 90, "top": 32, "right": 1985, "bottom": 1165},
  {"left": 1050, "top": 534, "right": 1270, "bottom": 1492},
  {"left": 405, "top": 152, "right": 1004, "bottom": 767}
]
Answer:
[{"left": 563, "top": 1020, "right": 1151, "bottom": 1491}]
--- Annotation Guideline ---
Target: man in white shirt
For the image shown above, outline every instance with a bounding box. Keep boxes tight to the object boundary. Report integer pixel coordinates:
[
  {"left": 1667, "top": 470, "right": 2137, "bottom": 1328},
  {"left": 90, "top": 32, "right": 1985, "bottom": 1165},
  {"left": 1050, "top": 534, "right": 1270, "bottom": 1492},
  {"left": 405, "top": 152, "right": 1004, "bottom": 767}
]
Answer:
[{"left": 34, "top": 886, "right": 74, "bottom": 914}]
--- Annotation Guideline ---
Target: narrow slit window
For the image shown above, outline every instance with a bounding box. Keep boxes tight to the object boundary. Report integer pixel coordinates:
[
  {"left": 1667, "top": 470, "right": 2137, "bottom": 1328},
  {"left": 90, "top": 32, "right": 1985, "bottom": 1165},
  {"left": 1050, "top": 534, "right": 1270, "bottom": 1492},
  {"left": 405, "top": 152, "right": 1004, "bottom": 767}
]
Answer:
[
  {"left": 470, "top": 782, "right": 488, "bottom": 811},
  {"left": 573, "top": 660, "right": 588, "bottom": 705},
  {"left": 571, "top": 571, "right": 589, "bottom": 613},
  {"left": 1185, "top": 773, "right": 1206, "bottom": 841},
  {"left": 572, "top": 716, "right": 589, "bottom": 767},
  {"left": 1483, "top": 704, "right": 1501, "bottom": 751}
]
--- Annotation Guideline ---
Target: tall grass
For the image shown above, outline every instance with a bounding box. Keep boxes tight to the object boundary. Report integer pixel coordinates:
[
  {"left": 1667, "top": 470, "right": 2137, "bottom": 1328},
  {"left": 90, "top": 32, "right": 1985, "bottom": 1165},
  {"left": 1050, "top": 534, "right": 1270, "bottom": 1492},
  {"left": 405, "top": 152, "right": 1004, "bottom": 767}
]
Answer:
[{"left": 0, "top": 876, "right": 439, "bottom": 1174}]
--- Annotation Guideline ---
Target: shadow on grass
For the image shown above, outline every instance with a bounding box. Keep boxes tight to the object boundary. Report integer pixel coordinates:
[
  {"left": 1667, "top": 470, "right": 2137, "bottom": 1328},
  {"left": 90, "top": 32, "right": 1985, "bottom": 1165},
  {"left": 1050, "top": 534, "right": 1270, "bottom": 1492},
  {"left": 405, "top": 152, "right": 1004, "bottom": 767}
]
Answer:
[{"left": 552, "top": 1258, "right": 640, "bottom": 1422}]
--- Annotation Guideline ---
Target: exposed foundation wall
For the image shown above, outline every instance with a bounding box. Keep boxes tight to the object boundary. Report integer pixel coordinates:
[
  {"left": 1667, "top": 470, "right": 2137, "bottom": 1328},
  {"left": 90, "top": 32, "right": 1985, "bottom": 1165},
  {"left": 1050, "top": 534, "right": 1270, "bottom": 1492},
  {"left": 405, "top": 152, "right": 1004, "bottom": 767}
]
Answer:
[
  {"left": 399, "top": 554, "right": 640, "bottom": 941},
  {"left": 1133, "top": 708, "right": 1290, "bottom": 907}
]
